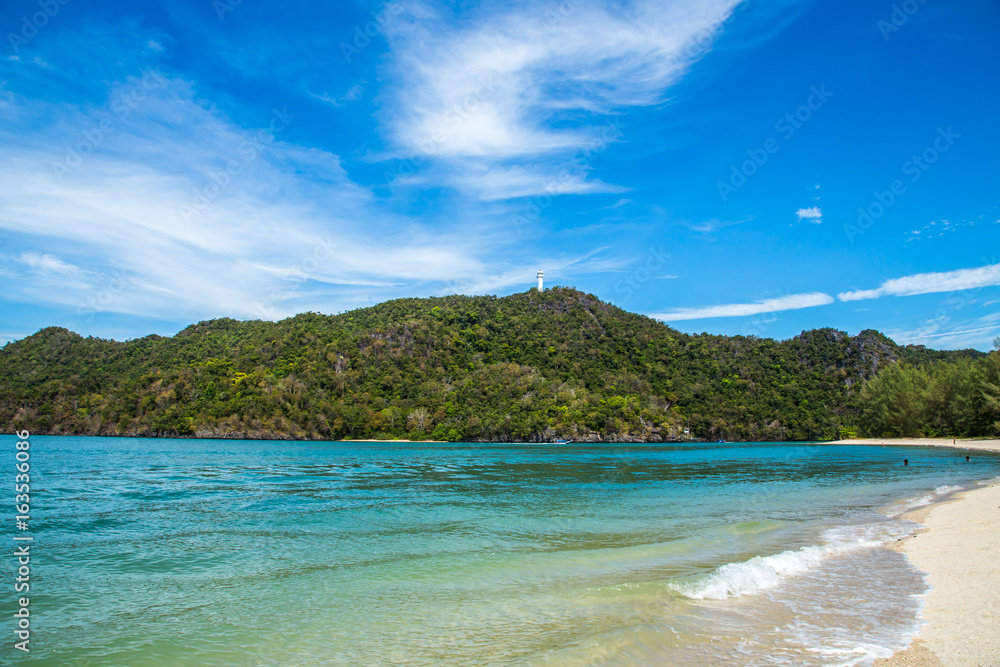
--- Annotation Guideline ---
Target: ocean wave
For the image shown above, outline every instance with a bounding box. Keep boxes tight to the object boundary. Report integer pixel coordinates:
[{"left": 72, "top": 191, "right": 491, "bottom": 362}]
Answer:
[
  {"left": 886, "top": 484, "right": 965, "bottom": 516},
  {"left": 669, "top": 521, "right": 910, "bottom": 600}
]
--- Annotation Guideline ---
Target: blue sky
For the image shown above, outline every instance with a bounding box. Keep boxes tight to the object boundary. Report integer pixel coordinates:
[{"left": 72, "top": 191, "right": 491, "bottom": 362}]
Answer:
[{"left": 1, "top": 0, "right": 998, "bottom": 350}]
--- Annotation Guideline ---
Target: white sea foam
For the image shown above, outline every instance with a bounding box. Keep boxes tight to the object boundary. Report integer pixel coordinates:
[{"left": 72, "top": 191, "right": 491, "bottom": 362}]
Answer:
[
  {"left": 671, "top": 521, "right": 911, "bottom": 600},
  {"left": 807, "top": 642, "right": 897, "bottom": 667},
  {"left": 885, "top": 483, "right": 966, "bottom": 517},
  {"left": 793, "top": 598, "right": 926, "bottom": 667}
]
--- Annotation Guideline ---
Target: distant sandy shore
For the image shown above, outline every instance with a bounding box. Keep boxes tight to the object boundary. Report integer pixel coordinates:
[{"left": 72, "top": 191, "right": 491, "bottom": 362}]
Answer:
[
  {"left": 344, "top": 439, "right": 446, "bottom": 443},
  {"left": 826, "top": 437, "right": 1000, "bottom": 453},
  {"left": 831, "top": 439, "right": 1000, "bottom": 666}
]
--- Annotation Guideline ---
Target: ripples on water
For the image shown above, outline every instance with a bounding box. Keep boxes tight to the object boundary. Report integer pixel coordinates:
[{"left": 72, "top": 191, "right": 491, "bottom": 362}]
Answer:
[{"left": 17, "top": 437, "right": 1000, "bottom": 666}]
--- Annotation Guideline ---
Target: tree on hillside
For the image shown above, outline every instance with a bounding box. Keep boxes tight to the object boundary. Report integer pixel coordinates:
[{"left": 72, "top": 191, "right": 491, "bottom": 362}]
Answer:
[
  {"left": 407, "top": 407, "right": 430, "bottom": 432},
  {"left": 859, "top": 353, "right": 1000, "bottom": 438},
  {"left": 983, "top": 350, "right": 1000, "bottom": 434},
  {"left": 858, "top": 363, "right": 928, "bottom": 437}
]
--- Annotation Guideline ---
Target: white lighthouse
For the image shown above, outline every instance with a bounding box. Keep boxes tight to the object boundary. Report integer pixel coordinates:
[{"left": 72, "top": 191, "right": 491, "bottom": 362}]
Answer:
[{"left": 536, "top": 269, "right": 544, "bottom": 291}]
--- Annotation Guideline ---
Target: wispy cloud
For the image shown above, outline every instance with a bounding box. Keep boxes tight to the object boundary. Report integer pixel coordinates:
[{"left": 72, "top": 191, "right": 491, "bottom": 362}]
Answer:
[
  {"left": 690, "top": 217, "right": 751, "bottom": 234},
  {"left": 795, "top": 206, "right": 822, "bottom": 223},
  {"left": 420, "top": 163, "right": 629, "bottom": 201},
  {"left": 838, "top": 263, "right": 1000, "bottom": 301},
  {"left": 888, "top": 312, "right": 1000, "bottom": 350},
  {"left": 0, "top": 27, "right": 576, "bottom": 326},
  {"left": 653, "top": 292, "right": 834, "bottom": 321},
  {"left": 18, "top": 252, "right": 82, "bottom": 275},
  {"left": 904, "top": 218, "right": 975, "bottom": 242},
  {"left": 382, "top": 0, "right": 743, "bottom": 198}
]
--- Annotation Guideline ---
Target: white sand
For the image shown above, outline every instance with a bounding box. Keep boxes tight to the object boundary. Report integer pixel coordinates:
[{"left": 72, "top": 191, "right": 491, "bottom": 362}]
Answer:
[
  {"left": 826, "top": 437, "right": 1000, "bottom": 453},
  {"left": 834, "top": 439, "right": 1000, "bottom": 667}
]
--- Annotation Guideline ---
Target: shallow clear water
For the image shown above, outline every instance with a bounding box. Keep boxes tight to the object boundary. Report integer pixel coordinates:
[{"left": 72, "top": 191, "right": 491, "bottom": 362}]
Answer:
[{"left": 11, "top": 436, "right": 1000, "bottom": 666}]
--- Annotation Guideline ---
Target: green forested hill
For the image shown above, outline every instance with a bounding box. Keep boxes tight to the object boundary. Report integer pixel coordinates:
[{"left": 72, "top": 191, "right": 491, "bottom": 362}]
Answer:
[{"left": 0, "top": 288, "right": 994, "bottom": 441}]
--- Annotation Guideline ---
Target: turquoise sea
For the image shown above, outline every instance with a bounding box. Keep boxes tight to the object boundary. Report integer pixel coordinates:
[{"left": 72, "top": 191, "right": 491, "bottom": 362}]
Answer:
[{"left": 9, "top": 436, "right": 1000, "bottom": 666}]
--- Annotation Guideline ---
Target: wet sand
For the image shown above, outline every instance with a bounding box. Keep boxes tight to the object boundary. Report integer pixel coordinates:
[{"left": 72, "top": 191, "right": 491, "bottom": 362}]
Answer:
[{"left": 829, "top": 439, "right": 1000, "bottom": 666}]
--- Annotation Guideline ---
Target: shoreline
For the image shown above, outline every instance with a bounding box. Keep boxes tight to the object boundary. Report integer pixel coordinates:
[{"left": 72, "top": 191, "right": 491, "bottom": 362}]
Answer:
[
  {"left": 826, "top": 437, "right": 1000, "bottom": 454},
  {"left": 344, "top": 438, "right": 446, "bottom": 443},
  {"left": 840, "top": 438, "right": 1000, "bottom": 666}
]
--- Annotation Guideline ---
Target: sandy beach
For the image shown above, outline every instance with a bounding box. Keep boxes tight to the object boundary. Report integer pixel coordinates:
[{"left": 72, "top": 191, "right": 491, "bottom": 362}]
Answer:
[
  {"left": 344, "top": 438, "right": 446, "bottom": 443},
  {"left": 829, "top": 439, "right": 1000, "bottom": 666},
  {"left": 827, "top": 437, "right": 1000, "bottom": 454}
]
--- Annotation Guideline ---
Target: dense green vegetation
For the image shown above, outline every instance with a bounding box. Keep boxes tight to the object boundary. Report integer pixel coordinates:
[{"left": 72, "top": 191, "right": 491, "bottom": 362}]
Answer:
[
  {"left": 858, "top": 338, "right": 1000, "bottom": 438},
  {"left": 0, "top": 288, "right": 993, "bottom": 441}
]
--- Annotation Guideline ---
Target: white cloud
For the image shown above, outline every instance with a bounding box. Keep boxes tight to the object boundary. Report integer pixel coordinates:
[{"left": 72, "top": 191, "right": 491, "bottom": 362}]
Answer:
[
  {"left": 421, "top": 162, "right": 629, "bottom": 200},
  {"left": 837, "top": 288, "right": 882, "bottom": 302},
  {"left": 795, "top": 206, "right": 822, "bottom": 223},
  {"left": 0, "top": 64, "right": 563, "bottom": 326},
  {"left": 382, "top": 0, "right": 743, "bottom": 198},
  {"left": 690, "top": 216, "right": 752, "bottom": 235},
  {"left": 653, "top": 292, "right": 834, "bottom": 321},
  {"left": 838, "top": 263, "right": 1000, "bottom": 301},
  {"left": 18, "top": 252, "right": 82, "bottom": 275}
]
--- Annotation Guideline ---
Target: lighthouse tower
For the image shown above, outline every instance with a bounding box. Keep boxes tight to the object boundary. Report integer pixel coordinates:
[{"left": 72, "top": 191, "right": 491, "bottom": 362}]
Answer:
[{"left": 536, "top": 269, "right": 544, "bottom": 292}]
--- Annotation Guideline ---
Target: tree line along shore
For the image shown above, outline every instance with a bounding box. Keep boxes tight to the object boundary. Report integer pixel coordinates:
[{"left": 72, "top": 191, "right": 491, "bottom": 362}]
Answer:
[{"left": 2, "top": 288, "right": 998, "bottom": 442}]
